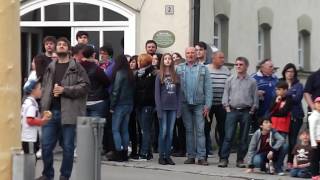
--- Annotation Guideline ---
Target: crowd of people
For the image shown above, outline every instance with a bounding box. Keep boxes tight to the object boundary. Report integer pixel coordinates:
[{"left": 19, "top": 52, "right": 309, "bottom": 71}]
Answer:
[{"left": 20, "top": 31, "right": 320, "bottom": 180}]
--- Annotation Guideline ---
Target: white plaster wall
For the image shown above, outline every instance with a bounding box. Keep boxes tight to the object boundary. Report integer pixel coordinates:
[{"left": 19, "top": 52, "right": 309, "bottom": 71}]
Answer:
[{"left": 137, "top": 0, "right": 192, "bottom": 56}]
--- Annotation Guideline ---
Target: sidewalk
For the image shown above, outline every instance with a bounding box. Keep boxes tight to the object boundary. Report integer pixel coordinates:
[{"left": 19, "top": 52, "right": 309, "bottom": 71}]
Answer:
[
  {"left": 101, "top": 153, "right": 296, "bottom": 180},
  {"left": 37, "top": 151, "right": 297, "bottom": 180}
]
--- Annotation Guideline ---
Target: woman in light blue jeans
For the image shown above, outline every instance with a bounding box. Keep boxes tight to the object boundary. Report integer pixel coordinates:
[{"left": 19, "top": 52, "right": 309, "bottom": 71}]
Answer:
[
  {"left": 109, "top": 55, "right": 134, "bottom": 162},
  {"left": 155, "top": 53, "right": 180, "bottom": 165}
]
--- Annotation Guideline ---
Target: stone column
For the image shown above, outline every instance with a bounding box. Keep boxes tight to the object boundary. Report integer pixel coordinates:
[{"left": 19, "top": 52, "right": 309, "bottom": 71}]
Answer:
[{"left": 0, "top": 0, "right": 21, "bottom": 179}]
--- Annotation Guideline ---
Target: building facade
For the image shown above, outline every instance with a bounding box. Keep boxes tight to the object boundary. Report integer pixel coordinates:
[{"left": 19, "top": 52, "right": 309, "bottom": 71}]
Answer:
[
  {"left": 199, "top": 0, "right": 320, "bottom": 74},
  {"left": 20, "top": 0, "right": 319, "bottom": 79}
]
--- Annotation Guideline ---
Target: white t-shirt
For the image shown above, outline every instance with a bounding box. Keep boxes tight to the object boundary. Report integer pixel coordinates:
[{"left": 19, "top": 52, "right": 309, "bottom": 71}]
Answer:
[{"left": 21, "top": 96, "right": 40, "bottom": 142}]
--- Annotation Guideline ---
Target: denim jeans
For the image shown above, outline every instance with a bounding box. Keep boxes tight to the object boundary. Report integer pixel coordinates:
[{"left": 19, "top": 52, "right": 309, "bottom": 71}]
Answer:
[
  {"left": 136, "top": 106, "right": 154, "bottom": 155},
  {"left": 275, "top": 132, "right": 288, "bottom": 173},
  {"left": 112, "top": 105, "right": 133, "bottom": 151},
  {"left": 252, "top": 152, "right": 281, "bottom": 172},
  {"left": 220, "top": 110, "right": 251, "bottom": 161},
  {"left": 181, "top": 103, "right": 206, "bottom": 160},
  {"left": 41, "top": 109, "right": 76, "bottom": 179},
  {"left": 252, "top": 152, "right": 269, "bottom": 171},
  {"left": 86, "top": 100, "right": 107, "bottom": 118},
  {"left": 158, "top": 110, "right": 176, "bottom": 158},
  {"left": 290, "top": 168, "right": 312, "bottom": 178}
]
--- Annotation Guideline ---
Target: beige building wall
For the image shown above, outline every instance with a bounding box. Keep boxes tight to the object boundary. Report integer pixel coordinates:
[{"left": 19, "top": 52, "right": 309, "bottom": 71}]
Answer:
[
  {"left": 136, "top": 0, "right": 192, "bottom": 55},
  {"left": 200, "top": 0, "right": 320, "bottom": 74}
]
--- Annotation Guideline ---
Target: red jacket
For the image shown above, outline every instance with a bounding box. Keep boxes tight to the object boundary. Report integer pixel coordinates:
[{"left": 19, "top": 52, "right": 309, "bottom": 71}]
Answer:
[{"left": 269, "top": 95, "right": 293, "bottom": 133}]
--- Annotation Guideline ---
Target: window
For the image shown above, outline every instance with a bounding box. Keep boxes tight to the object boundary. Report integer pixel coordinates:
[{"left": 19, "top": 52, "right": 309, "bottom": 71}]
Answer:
[
  {"left": 74, "top": 3, "right": 100, "bottom": 21},
  {"left": 45, "top": 3, "right": 70, "bottom": 21},
  {"left": 258, "top": 23, "right": 271, "bottom": 61},
  {"left": 21, "top": 8, "right": 40, "bottom": 21},
  {"left": 213, "top": 21, "right": 220, "bottom": 49},
  {"left": 298, "top": 30, "right": 310, "bottom": 70},
  {"left": 103, "top": 8, "right": 128, "bottom": 21},
  {"left": 214, "top": 14, "right": 229, "bottom": 60}
]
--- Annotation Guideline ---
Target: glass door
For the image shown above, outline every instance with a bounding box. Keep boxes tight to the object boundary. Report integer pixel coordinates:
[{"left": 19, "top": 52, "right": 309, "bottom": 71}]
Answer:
[{"left": 72, "top": 27, "right": 126, "bottom": 59}]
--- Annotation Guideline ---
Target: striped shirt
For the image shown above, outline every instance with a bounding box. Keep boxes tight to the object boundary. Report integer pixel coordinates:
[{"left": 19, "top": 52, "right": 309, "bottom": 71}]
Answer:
[{"left": 206, "top": 65, "right": 231, "bottom": 105}]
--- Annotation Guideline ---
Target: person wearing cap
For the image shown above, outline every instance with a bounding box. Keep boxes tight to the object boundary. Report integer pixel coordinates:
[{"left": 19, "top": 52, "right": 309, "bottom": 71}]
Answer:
[
  {"left": 308, "top": 97, "right": 320, "bottom": 179},
  {"left": 21, "top": 80, "right": 50, "bottom": 155}
]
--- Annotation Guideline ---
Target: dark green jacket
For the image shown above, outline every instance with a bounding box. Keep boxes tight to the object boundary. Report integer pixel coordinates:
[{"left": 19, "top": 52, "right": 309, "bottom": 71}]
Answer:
[{"left": 110, "top": 69, "right": 134, "bottom": 110}]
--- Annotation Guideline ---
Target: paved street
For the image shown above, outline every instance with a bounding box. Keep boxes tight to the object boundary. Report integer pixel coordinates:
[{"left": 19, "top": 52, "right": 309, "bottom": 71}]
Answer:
[{"left": 35, "top": 152, "right": 297, "bottom": 180}]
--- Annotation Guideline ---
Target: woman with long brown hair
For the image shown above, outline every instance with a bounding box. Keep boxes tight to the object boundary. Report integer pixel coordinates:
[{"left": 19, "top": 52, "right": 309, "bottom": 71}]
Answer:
[{"left": 155, "top": 53, "right": 180, "bottom": 165}]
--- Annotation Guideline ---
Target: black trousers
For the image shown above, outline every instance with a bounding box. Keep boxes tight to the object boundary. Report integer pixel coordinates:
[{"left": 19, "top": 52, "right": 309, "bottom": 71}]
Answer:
[
  {"left": 287, "top": 118, "right": 303, "bottom": 163},
  {"left": 311, "top": 143, "right": 320, "bottom": 176},
  {"left": 128, "top": 110, "right": 142, "bottom": 155},
  {"left": 22, "top": 141, "right": 39, "bottom": 154},
  {"left": 152, "top": 113, "right": 159, "bottom": 152},
  {"left": 208, "top": 104, "right": 226, "bottom": 156},
  {"left": 102, "top": 109, "right": 115, "bottom": 152},
  {"left": 172, "top": 117, "right": 186, "bottom": 153}
]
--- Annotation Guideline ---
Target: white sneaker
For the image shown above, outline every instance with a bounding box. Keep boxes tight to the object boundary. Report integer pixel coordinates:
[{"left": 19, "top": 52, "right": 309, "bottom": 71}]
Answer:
[
  {"left": 277, "top": 172, "right": 285, "bottom": 176},
  {"left": 36, "top": 149, "right": 42, "bottom": 159},
  {"left": 74, "top": 148, "right": 78, "bottom": 158}
]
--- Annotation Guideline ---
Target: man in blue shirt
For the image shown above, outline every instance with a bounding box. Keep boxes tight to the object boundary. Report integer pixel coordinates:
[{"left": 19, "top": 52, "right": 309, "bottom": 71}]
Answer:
[{"left": 251, "top": 59, "right": 278, "bottom": 131}]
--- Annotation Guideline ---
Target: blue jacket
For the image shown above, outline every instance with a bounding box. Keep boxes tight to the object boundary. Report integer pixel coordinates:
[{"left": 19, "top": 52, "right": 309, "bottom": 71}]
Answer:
[
  {"left": 252, "top": 71, "right": 278, "bottom": 117},
  {"left": 176, "top": 62, "right": 212, "bottom": 108},
  {"left": 279, "top": 78, "right": 304, "bottom": 119}
]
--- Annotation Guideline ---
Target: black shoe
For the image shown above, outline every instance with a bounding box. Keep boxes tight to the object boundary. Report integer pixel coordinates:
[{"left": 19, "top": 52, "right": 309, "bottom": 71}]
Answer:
[
  {"left": 218, "top": 159, "right": 228, "bottom": 167},
  {"left": 129, "top": 153, "right": 139, "bottom": 160},
  {"left": 158, "top": 157, "right": 167, "bottom": 165},
  {"left": 184, "top": 158, "right": 195, "bottom": 164},
  {"left": 198, "top": 159, "right": 209, "bottom": 166},
  {"left": 108, "top": 151, "right": 123, "bottom": 162},
  {"left": 166, "top": 157, "right": 175, "bottom": 165},
  {"left": 122, "top": 150, "right": 129, "bottom": 161},
  {"left": 147, "top": 153, "right": 153, "bottom": 160},
  {"left": 36, "top": 176, "right": 49, "bottom": 180},
  {"left": 59, "top": 176, "right": 69, "bottom": 180}
]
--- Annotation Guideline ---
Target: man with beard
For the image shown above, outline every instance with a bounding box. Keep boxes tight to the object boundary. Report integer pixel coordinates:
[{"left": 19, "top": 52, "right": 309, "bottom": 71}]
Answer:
[{"left": 37, "top": 37, "right": 90, "bottom": 180}]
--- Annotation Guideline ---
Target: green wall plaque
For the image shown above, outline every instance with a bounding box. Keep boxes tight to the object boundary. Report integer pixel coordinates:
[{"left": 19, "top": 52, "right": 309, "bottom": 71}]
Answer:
[{"left": 153, "top": 30, "right": 175, "bottom": 48}]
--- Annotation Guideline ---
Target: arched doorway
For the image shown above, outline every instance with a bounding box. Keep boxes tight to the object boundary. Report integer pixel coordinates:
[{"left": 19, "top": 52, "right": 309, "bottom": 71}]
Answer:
[{"left": 20, "top": 0, "right": 136, "bottom": 78}]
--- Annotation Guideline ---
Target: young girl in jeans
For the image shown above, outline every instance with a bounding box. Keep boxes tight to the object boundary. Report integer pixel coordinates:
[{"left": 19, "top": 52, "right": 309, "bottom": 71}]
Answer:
[
  {"left": 155, "top": 53, "right": 180, "bottom": 165},
  {"left": 309, "top": 97, "right": 320, "bottom": 180}
]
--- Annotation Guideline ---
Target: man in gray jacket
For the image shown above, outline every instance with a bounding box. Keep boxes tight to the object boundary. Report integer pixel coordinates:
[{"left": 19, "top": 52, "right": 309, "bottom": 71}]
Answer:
[
  {"left": 37, "top": 37, "right": 90, "bottom": 180},
  {"left": 176, "top": 47, "right": 212, "bottom": 165}
]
